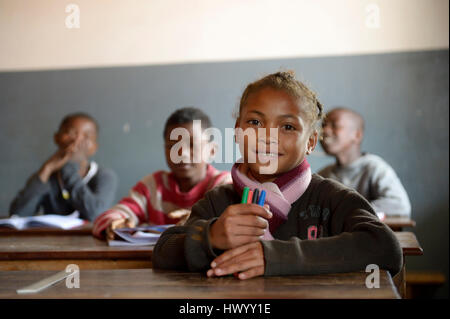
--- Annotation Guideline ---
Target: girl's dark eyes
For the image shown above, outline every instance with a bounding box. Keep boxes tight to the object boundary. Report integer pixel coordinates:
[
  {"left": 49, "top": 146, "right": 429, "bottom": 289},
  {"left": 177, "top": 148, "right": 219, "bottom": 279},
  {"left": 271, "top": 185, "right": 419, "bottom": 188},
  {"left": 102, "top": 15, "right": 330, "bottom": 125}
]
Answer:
[
  {"left": 283, "top": 124, "right": 296, "bottom": 131},
  {"left": 247, "top": 119, "right": 261, "bottom": 126},
  {"left": 247, "top": 120, "right": 297, "bottom": 131}
]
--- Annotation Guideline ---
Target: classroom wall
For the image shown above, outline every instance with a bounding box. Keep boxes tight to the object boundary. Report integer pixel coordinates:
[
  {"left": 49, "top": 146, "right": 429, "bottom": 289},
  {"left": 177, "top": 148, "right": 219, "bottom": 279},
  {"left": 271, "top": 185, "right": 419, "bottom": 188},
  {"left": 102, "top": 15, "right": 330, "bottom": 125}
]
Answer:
[
  {"left": 0, "top": 0, "right": 448, "bottom": 71},
  {"left": 0, "top": 49, "right": 448, "bottom": 297},
  {"left": 0, "top": 0, "right": 448, "bottom": 298}
]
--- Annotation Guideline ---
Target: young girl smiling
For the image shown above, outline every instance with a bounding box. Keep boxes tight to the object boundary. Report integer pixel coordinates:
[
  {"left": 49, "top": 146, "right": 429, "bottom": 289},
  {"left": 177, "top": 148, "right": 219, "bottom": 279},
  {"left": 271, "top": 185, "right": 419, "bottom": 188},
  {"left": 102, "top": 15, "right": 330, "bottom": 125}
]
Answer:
[{"left": 153, "top": 71, "right": 403, "bottom": 280}]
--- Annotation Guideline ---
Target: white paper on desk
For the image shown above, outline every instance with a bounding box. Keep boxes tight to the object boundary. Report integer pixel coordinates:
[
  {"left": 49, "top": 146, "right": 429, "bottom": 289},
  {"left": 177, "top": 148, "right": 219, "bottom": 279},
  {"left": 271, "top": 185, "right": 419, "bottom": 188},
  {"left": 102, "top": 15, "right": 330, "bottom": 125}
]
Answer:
[
  {"left": 0, "top": 217, "right": 25, "bottom": 229},
  {"left": 107, "top": 240, "right": 156, "bottom": 247},
  {"left": 110, "top": 224, "right": 174, "bottom": 246},
  {"left": 26, "top": 211, "right": 85, "bottom": 229},
  {"left": 115, "top": 231, "right": 160, "bottom": 243},
  {"left": 0, "top": 211, "right": 85, "bottom": 230}
]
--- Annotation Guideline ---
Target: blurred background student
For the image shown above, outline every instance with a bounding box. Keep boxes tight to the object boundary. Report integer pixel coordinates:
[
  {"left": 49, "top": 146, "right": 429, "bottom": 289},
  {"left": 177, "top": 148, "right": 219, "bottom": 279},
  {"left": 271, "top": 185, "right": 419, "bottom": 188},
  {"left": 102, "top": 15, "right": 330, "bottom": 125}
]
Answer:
[
  {"left": 92, "top": 107, "right": 231, "bottom": 240},
  {"left": 318, "top": 107, "right": 411, "bottom": 217},
  {"left": 10, "top": 113, "right": 118, "bottom": 221}
]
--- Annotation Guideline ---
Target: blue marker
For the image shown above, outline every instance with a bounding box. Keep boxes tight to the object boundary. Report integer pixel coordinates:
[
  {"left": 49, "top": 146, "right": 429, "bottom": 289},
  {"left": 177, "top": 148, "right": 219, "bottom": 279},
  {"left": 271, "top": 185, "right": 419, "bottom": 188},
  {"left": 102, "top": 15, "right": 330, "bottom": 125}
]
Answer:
[{"left": 257, "top": 190, "right": 266, "bottom": 206}]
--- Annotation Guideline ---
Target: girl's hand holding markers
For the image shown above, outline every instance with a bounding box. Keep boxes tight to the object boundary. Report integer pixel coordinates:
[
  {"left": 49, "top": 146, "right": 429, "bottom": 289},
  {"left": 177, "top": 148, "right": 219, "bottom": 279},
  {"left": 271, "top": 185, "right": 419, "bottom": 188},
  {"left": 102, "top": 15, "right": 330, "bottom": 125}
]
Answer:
[{"left": 208, "top": 203, "right": 272, "bottom": 250}]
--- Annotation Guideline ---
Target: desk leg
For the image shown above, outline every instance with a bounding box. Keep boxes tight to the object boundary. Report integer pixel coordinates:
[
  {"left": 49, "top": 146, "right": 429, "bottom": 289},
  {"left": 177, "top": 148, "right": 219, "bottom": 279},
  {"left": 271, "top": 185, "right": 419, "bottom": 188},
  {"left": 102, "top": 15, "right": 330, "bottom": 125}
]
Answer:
[{"left": 393, "top": 261, "right": 406, "bottom": 298}]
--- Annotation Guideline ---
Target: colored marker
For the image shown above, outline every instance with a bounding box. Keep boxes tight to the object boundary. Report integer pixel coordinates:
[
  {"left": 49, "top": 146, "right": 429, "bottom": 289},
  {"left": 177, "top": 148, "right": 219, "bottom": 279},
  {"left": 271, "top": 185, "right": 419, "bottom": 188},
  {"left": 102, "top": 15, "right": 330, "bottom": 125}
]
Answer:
[
  {"left": 257, "top": 190, "right": 266, "bottom": 206},
  {"left": 241, "top": 187, "right": 249, "bottom": 204},
  {"left": 247, "top": 190, "right": 253, "bottom": 203},
  {"left": 236, "top": 187, "right": 253, "bottom": 279},
  {"left": 252, "top": 189, "right": 259, "bottom": 204}
]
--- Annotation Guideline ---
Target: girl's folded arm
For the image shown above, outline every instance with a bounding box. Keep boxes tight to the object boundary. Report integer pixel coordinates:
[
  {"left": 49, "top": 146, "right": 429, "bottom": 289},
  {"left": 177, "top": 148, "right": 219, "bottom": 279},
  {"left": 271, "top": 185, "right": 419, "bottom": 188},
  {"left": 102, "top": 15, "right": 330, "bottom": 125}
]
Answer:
[
  {"left": 262, "top": 192, "right": 403, "bottom": 276},
  {"left": 153, "top": 186, "right": 231, "bottom": 271}
]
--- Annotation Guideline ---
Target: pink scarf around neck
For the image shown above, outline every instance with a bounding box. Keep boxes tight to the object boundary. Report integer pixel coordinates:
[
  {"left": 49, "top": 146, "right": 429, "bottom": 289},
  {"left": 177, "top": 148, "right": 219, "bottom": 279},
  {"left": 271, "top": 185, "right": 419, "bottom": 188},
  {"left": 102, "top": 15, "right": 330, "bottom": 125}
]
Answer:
[{"left": 231, "top": 159, "right": 312, "bottom": 240}]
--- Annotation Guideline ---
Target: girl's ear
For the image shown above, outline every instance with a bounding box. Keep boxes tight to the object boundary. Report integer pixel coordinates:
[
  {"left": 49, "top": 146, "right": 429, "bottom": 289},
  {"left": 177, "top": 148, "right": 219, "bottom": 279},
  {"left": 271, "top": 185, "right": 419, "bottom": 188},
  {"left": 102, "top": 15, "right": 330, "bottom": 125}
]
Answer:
[{"left": 306, "top": 130, "right": 319, "bottom": 155}]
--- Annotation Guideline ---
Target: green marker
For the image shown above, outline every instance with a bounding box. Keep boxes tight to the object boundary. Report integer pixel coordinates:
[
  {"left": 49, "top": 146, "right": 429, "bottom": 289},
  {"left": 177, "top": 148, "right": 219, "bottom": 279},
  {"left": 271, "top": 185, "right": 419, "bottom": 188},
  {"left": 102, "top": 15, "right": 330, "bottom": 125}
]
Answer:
[{"left": 241, "top": 187, "right": 250, "bottom": 203}]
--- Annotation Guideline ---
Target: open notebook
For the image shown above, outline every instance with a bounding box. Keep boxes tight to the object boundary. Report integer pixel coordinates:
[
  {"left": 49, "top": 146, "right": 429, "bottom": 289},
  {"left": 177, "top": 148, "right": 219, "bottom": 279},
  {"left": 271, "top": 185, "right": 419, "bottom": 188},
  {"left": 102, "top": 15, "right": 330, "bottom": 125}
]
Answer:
[
  {"left": 108, "top": 224, "right": 174, "bottom": 247},
  {"left": 0, "top": 211, "right": 85, "bottom": 230}
]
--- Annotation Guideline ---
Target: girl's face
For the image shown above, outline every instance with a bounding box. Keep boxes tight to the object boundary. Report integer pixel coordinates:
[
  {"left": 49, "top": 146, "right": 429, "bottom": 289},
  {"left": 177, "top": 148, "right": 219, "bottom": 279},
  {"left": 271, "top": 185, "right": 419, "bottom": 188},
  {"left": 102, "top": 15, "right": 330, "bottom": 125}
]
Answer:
[{"left": 235, "top": 87, "right": 318, "bottom": 183}]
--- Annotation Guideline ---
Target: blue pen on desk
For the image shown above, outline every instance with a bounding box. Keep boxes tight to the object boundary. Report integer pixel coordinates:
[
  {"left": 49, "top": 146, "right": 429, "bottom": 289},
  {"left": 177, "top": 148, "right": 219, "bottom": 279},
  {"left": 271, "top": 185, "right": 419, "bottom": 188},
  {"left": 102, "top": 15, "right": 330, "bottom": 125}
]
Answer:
[{"left": 257, "top": 190, "right": 266, "bottom": 206}]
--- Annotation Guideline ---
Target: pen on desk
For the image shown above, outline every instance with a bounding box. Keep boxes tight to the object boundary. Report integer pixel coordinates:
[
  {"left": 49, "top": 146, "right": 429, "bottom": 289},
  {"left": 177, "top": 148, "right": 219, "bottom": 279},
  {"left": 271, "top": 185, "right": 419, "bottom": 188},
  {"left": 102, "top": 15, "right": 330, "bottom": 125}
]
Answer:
[{"left": 241, "top": 187, "right": 249, "bottom": 204}]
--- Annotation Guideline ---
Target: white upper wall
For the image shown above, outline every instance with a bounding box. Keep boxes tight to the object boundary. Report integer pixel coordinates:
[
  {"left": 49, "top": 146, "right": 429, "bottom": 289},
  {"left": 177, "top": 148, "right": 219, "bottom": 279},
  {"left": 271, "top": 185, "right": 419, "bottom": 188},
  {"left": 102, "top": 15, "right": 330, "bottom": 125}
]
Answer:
[{"left": 0, "top": 0, "right": 448, "bottom": 71}]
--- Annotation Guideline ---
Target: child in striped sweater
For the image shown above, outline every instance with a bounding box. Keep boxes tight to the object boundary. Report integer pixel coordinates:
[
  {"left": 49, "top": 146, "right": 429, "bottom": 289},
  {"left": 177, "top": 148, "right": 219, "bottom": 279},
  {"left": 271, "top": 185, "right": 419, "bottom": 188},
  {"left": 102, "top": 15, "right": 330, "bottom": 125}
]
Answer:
[{"left": 93, "top": 107, "right": 231, "bottom": 239}]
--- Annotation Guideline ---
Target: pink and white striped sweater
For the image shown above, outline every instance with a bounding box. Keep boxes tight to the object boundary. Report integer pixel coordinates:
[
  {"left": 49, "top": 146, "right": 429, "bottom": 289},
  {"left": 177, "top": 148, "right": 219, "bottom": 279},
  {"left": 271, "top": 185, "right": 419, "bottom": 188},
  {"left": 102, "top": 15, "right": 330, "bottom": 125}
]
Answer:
[{"left": 92, "top": 165, "right": 231, "bottom": 238}]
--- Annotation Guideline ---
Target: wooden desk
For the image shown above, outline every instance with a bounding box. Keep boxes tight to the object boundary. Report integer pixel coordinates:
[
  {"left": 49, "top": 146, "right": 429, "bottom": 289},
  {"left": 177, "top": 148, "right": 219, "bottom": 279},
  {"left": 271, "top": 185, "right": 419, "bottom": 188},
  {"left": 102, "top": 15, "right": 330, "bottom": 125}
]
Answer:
[
  {"left": 0, "top": 231, "right": 421, "bottom": 271},
  {"left": 0, "top": 234, "right": 152, "bottom": 271},
  {"left": 384, "top": 217, "right": 416, "bottom": 231},
  {"left": 394, "top": 232, "right": 423, "bottom": 256},
  {"left": 0, "top": 269, "right": 400, "bottom": 299},
  {"left": 0, "top": 224, "right": 93, "bottom": 236},
  {"left": 392, "top": 231, "right": 423, "bottom": 298}
]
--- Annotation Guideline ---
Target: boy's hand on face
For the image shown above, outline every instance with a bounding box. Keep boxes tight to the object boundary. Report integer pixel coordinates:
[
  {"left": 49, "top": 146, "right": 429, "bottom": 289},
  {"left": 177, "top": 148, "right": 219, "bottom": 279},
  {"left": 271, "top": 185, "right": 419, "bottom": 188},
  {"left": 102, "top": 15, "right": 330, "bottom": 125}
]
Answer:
[
  {"left": 206, "top": 241, "right": 265, "bottom": 280},
  {"left": 38, "top": 137, "right": 89, "bottom": 183},
  {"left": 105, "top": 218, "right": 136, "bottom": 241},
  {"left": 62, "top": 134, "right": 88, "bottom": 163},
  {"left": 209, "top": 204, "right": 272, "bottom": 250},
  {"left": 38, "top": 148, "right": 74, "bottom": 183}
]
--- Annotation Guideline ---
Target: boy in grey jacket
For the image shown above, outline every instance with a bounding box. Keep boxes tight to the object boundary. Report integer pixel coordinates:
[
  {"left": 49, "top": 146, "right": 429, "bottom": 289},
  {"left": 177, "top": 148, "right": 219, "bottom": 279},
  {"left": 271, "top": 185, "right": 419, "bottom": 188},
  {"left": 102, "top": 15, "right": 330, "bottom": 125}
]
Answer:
[
  {"left": 10, "top": 113, "right": 118, "bottom": 221},
  {"left": 319, "top": 107, "right": 411, "bottom": 217}
]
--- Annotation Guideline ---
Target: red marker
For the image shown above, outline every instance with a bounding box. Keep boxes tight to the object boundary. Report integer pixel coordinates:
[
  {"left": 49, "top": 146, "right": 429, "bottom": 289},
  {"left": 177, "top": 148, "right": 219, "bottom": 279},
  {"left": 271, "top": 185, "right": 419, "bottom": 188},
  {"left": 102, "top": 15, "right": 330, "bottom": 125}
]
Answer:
[{"left": 247, "top": 190, "right": 253, "bottom": 203}]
